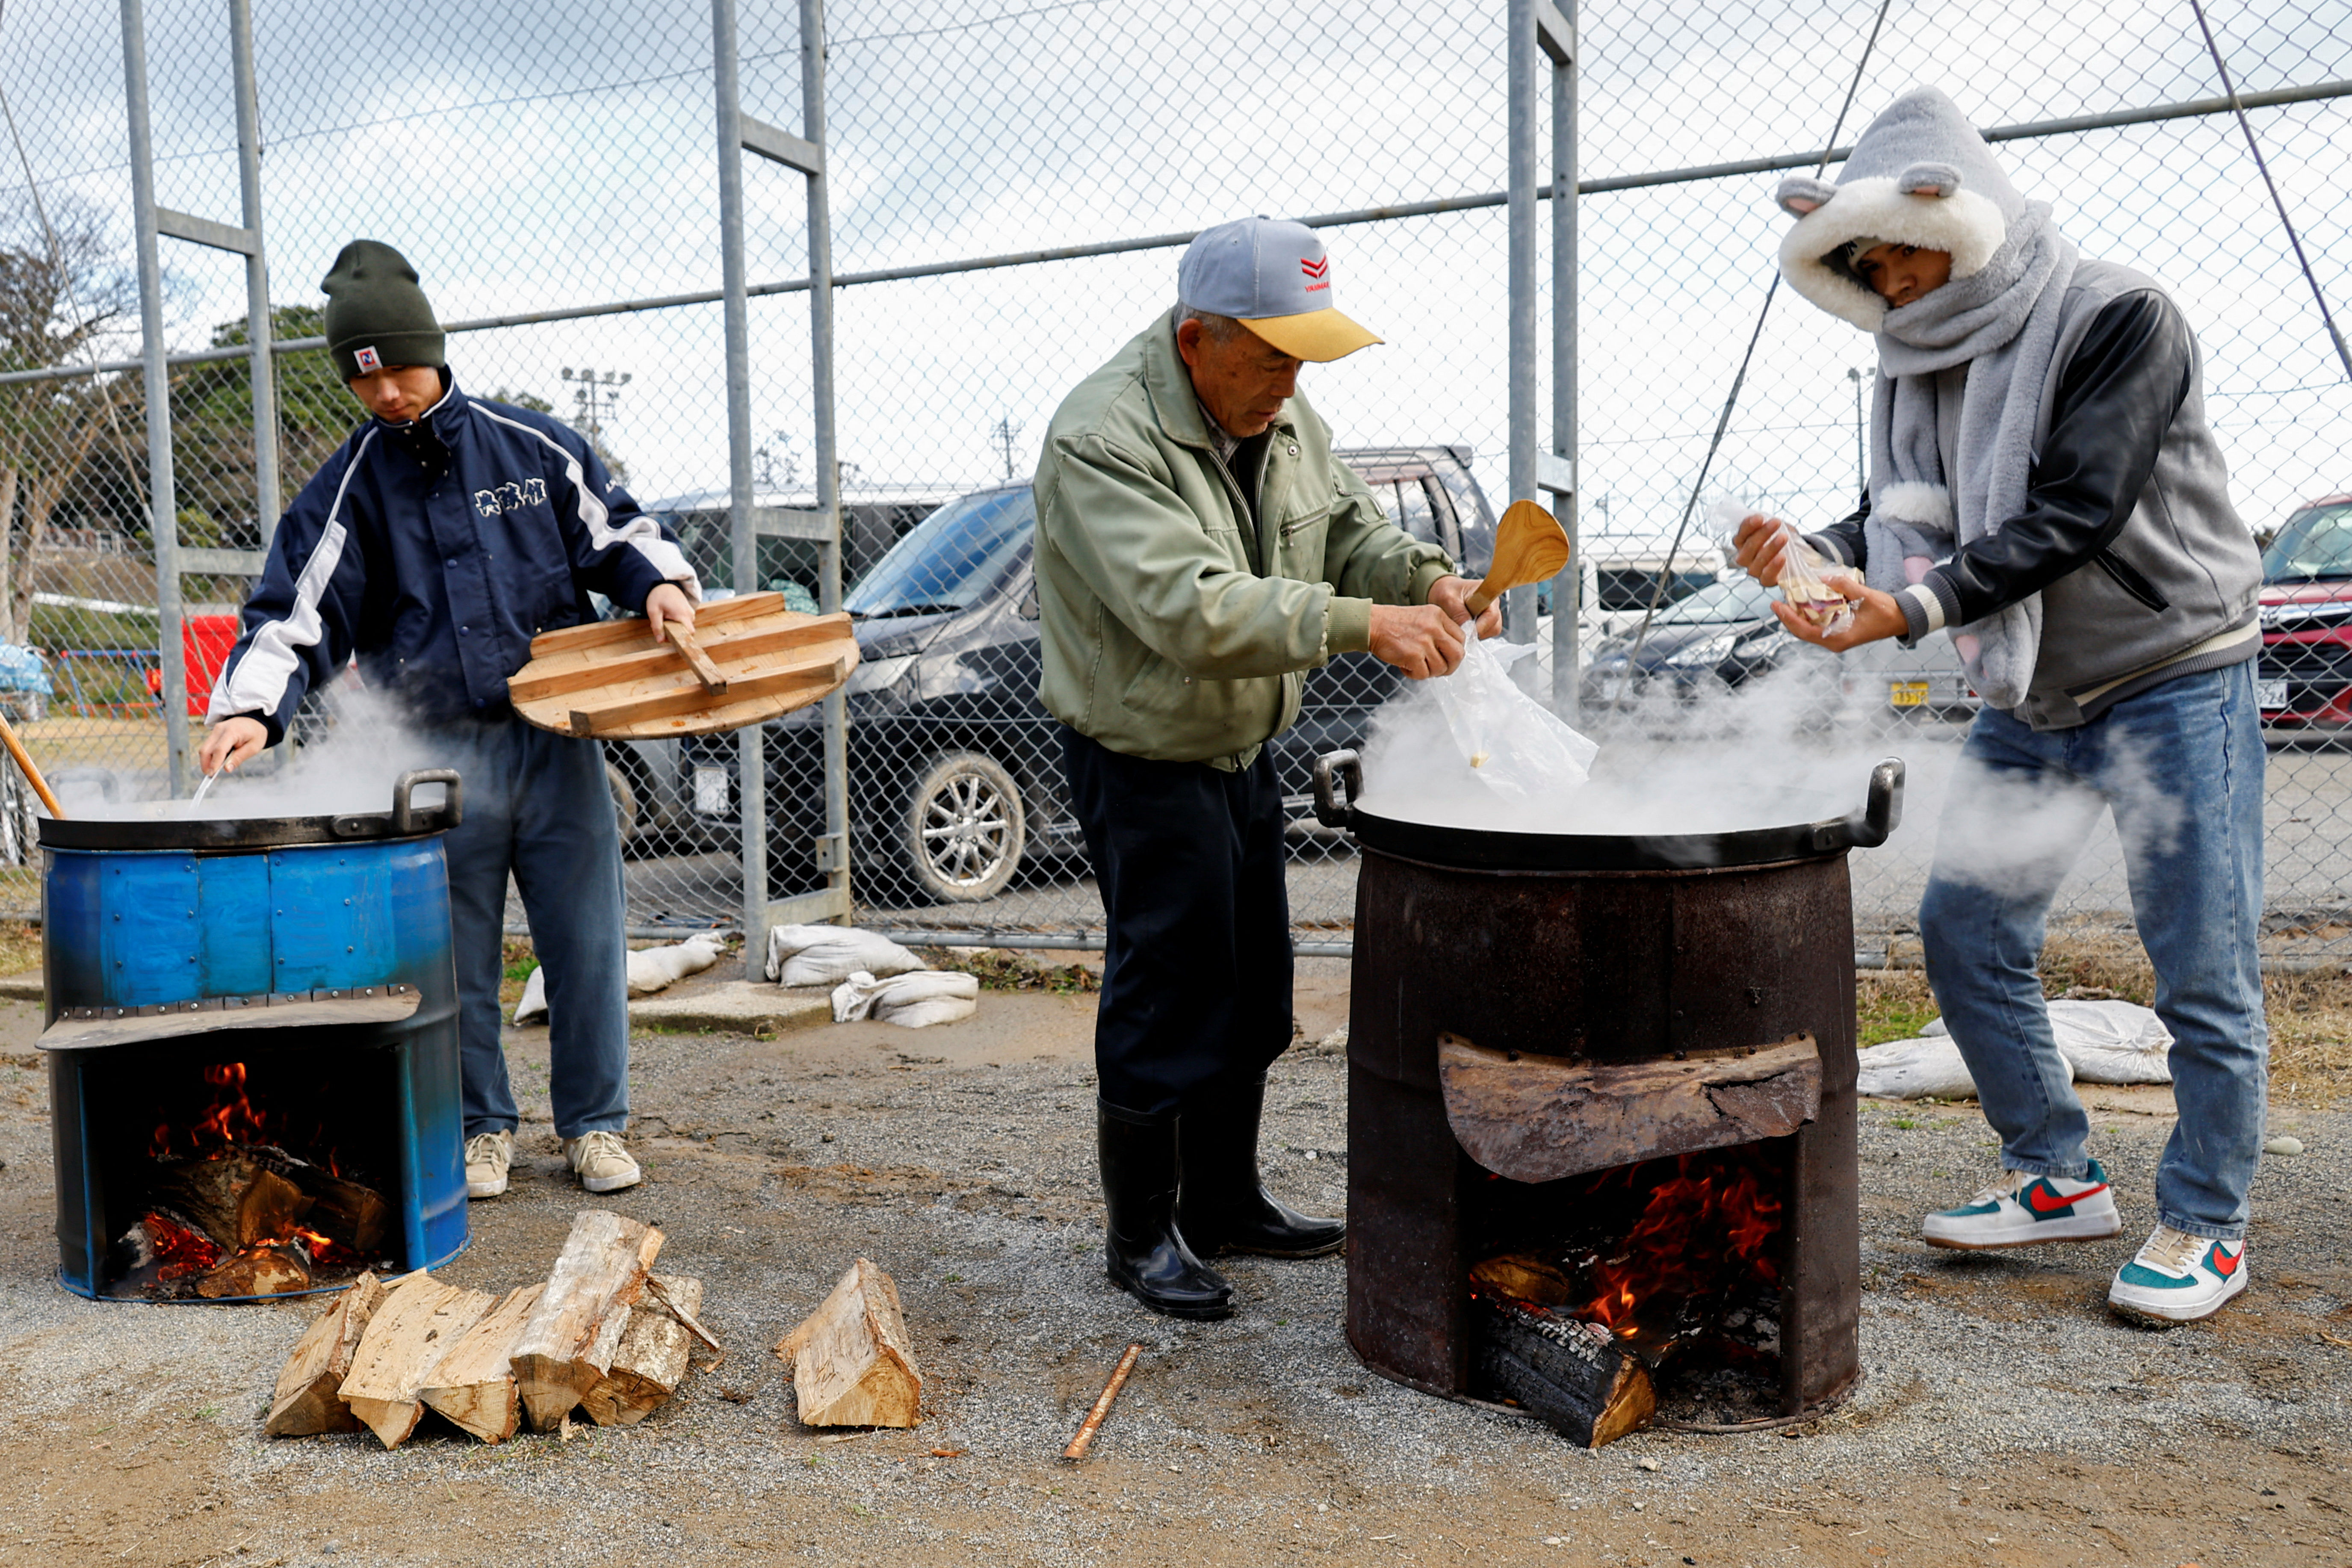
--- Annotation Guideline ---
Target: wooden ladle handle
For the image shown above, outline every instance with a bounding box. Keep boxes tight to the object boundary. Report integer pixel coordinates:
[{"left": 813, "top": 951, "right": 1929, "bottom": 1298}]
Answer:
[{"left": 1460, "top": 499, "right": 1571, "bottom": 622}]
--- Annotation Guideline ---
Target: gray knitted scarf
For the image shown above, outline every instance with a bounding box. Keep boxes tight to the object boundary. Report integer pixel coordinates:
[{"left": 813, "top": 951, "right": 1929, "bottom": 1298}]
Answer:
[{"left": 1864, "top": 203, "right": 2078, "bottom": 707}]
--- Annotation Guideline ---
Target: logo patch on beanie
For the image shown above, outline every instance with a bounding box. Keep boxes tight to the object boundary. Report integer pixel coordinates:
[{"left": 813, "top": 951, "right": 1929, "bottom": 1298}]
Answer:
[{"left": 354, "top": 345, "right": 381, "bottom": 373}]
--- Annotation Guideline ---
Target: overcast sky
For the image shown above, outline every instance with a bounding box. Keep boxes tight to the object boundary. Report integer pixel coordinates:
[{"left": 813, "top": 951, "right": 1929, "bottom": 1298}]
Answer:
[{"left": 3, "top": 0, "right": 2347, "bottom": 545}]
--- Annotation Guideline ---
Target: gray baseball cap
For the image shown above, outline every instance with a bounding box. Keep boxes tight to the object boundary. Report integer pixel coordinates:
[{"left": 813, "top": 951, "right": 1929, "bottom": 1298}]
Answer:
[{"left": 1176, "top": 215, "right": 1382, "bottom": 361}]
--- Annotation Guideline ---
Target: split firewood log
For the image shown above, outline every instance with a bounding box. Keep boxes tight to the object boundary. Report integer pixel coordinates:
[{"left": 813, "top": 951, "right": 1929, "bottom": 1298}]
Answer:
[
  {"left": 419, "top": 1283, "right": 545, "bottom": 1444},
  {"left": 157, "top": 1155, "right": 315, "bottom": 1251},
  {"left": 338, "top": 1270, "right": 496, "bottom": 1449},
  {"left": 774, "top": 1258, "right": 922, "bottom": 1428},
  {"left": 508, "top": 1210, "right": 664, "bottom": 1430},
  {"left": 195, "top": 1243, "right": 311, "bottom": 1299},
  {"left": 1471, "top": 1293, "right": 1655, "bottom": 1449},
  {"left": 265, "top": 1273, "right": 387, "bottom": 1437},
  {"left": 248, "top": 1146, "right": 393, "bottom": 1254},
  {"left": 581, "top": 1274, "right": 704, "bottom": 1427}
]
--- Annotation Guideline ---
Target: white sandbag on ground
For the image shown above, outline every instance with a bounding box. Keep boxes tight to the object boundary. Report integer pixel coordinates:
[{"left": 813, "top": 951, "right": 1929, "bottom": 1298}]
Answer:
[
  {"left": 765, "top": 924, "right": 927, "bottom": 987},
  {"left": 1924, "top": 998, "right": 2173, "bottom": 1085},
  {"left": 831, "top": 969, "right": 981, "bottom": 1028},
  {"left": 513, "top": 965, "right": 548, "bottom": 1025},
  {"left": 1856, "top": 1035, "right": 1986, "bottom": 1101},
  {"left": 627, "top": 931, "right": 726, "bottom": 997}
]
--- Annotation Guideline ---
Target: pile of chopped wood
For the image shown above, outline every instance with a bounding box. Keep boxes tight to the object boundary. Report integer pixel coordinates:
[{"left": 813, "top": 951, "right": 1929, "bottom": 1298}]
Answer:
[{"left": 266, "top": 1209, "right": 715, "bottom": 1447}]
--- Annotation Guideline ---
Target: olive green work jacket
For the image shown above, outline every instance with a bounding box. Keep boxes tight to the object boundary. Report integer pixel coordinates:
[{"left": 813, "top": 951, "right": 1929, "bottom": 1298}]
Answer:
[{"left": 1033, "top": 312, "right": 1453, "bottom": 767}]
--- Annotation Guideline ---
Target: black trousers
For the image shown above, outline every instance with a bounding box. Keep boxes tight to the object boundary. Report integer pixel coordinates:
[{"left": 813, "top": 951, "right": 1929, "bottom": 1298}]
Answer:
[{"left": 1061, "top": 726, "right": 1294, "bottom": 1116}]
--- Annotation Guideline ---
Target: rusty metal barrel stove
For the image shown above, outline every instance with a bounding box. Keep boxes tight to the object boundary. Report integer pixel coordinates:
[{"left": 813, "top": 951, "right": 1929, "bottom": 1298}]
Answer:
[{"left": 1313, "top": 752, "right": 1904, "bottom": 1420}]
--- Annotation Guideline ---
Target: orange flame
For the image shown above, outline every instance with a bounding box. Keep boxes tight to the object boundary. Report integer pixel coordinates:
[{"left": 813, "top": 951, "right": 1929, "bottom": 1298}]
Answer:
[{"left": 1581, "top": 1157, "right": 1783, "bottom": 1337}]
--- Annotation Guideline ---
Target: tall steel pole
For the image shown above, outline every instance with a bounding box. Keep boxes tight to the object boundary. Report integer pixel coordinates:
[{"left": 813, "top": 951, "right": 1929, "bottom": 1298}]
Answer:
[
  {"left": 1548, "top": 4, "right": 1579, "bottom": 719},
  {"left": 228, "top": 0, "right": 278, "bottom": 539},
  {"left": 121, "top": 0, "right": 189, "bottom": 794},
  {"left": 713, "top": 0, "right": 769, "bottom": 972},
  {"left": 1504, "top": 0, "right": 1539, "bottom": 651},
  {"left": 803, "top": 0, "right": 849, "bottom": 925}
]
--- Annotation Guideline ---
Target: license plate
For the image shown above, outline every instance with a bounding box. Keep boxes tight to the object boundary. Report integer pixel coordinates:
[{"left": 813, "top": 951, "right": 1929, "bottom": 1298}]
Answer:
[
  {"left": 2258, "top": 678, "right": 2288, "bottom": 711},
  {"left": 693, "top": 765, "right": 731, "bottom": 815},
  {"left": 1889, "top": 680, "right": 1929, "bottom": 709}
]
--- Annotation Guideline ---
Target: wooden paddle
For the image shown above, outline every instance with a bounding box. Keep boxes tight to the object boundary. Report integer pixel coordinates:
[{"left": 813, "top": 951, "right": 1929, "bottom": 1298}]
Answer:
[
  {"left": 0, "top": 710, "right": 62, "bottom": 818},
  {"left": 1464, "top": 499, "right": 1572, "bottom": 618}
]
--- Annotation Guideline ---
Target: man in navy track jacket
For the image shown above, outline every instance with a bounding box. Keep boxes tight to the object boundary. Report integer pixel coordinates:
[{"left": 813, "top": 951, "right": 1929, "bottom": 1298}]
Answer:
[{"left": 199, "top": 240, "right": 701, "bottom": 1201}]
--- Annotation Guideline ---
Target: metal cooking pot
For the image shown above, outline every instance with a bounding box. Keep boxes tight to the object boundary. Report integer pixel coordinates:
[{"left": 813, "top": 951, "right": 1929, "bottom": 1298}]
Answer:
[
  {"left": 1311, "top": 751, "right": 1903, "bottom": 871},
  {"left": 38, "top": 768, "right": 463, "bottom": 852}
]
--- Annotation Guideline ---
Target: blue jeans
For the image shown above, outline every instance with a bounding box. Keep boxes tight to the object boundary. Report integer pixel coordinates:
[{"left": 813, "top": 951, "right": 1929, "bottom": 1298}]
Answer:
[
  {"left": 433, "top": 715, "right": 631, "bottom": 1141},
  {"left": 1918, "top": 662, "right": 2267, "bottom": 1240}
]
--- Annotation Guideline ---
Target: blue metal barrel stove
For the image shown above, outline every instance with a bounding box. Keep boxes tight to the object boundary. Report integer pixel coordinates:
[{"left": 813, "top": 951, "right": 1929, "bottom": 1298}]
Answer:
[{"left": 38, "top": 770, "right": 468, "bottom": 1300}]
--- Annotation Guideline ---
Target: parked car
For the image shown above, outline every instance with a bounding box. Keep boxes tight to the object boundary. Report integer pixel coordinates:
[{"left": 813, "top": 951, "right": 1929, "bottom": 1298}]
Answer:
[
  {"left": 1841, "top": 627, "right": 1981, "bottom": 727},
  {"left": 1578, "top": 574, "right": 1836, "bottom": 712},
  {"left": 682, "top": 446, "right": 1497, "bottom": 904},
  {"left": 2255, "top": 492, "right": 2352, "bottom": 731}
]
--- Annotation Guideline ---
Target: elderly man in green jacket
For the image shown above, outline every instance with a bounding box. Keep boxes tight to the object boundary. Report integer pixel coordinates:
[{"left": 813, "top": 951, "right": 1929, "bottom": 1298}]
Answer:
[{"left": 1036, "top": 215, "right": 1496, "bottom": 1319}]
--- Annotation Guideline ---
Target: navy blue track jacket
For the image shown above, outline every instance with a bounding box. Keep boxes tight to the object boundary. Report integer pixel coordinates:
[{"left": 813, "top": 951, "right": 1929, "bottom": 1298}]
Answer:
[{"left": 211, "top": 378, "right": 698, "bottom": 739}]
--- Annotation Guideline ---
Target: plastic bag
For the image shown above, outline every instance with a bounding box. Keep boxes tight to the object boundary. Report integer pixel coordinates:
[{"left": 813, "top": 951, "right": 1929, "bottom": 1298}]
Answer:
[
  {"left": 830, "top": 968, "right": 980, "bottom": 1028},
  {"left": 1707, "top": 499, "right": 1855, "bottom": 636},
  {"left": 765, "top": 924, "right": 925, "bottom": 987},
  {"left": 1426, "top": 631, "right": 1599, "bottom": 800},
  {"left": 1926, "top": 998, "right": 2172, "bottom": 1086}
]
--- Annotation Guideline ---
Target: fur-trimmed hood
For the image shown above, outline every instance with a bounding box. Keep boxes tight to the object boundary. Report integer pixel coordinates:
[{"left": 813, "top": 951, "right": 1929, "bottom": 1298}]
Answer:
[{"left": 1775, "top": 87, "right": 2021, "bottom": 330}]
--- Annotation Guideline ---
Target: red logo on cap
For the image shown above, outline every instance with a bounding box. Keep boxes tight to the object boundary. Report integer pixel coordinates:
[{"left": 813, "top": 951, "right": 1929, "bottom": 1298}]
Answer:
[{"left": 1300, "top": 257, "right": 1329, "bottom": 279}]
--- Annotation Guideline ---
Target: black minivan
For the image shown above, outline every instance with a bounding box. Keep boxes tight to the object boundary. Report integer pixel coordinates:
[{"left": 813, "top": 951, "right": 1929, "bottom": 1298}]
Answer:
[{"left": 682, "top": 446, "right": 1497, "bottom": 904}]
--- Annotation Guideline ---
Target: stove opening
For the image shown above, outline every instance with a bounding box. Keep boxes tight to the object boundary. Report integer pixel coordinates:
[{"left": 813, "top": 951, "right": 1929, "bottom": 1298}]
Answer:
[
  {"left": 1466, "top": 1139, "right": 1794, "bottom": 1440},
  {"left": 77, "top": 1039, "right": 405, "bottom": 1299}
]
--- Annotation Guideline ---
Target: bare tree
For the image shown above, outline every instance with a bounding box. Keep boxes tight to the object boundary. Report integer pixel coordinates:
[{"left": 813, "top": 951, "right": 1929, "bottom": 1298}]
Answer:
[{"left": 0, "top": 194, "right": 141, "bottom": 644}]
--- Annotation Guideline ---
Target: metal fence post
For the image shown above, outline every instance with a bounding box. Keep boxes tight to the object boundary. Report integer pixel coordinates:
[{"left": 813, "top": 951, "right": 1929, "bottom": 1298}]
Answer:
[
  {"left": 802, "top": 0, "right": 850, "bottom": 930},
  {"left": 119, "top": 0, "right": 189, "bottom": 796},
  {"left": 229, "top": 0, "right": 278, "bottom": 539},
  {"left": 1504, "top": 0, "right": 1538, "bottom": 652},
  {"left": 713, "top": 0, "right": 770, "bottom": 976},
  {"left": 1543, "top": 3, "right": 1578, "bottom": 719}
]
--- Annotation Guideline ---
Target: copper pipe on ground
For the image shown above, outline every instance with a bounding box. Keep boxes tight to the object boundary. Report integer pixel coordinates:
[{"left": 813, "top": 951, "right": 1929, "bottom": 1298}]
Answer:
[
  {"left": 0, "top": 712, "right": 62, "bottom": 818},
  {"left": 1061, "top": 1342, "right": 1143, "bottom": 1461}
]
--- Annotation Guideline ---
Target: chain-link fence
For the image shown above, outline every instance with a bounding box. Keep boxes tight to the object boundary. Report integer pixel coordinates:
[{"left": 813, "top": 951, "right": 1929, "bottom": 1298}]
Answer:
[{"left": 1, "top": 2, "right": 2347, "bottom": 962}]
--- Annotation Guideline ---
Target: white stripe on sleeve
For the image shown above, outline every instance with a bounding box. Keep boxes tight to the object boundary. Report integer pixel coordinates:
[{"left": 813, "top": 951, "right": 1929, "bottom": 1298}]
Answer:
[
  {"left": 470, "top": 404, "right": 702, "bottom": 601},
  {"left": 208, "top": 432, "right": 373, "bottom": 724}
]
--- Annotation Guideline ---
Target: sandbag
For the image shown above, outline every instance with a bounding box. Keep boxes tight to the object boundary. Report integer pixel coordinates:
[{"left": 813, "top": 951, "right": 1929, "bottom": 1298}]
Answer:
[
  {"left": 627, "top": 931, "right": 726, "bottom": 997},
  {"left": 513, "top": 965, "right": 548, "bottom": 1025},
  {"left": 1924, "top": 998, "right": 2172, "bottom": 1085},
  {"left": 765, "top": 924, "right": 926, "bottom": 987},
  {"left": 830, "top": 968, "right": 980, "bottom": 1029}
]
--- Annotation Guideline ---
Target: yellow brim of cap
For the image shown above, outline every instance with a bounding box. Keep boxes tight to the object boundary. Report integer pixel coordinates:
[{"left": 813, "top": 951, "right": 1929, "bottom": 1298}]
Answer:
[{"left": 1239, "top": 307, "right": 1383, "bottom": 362}]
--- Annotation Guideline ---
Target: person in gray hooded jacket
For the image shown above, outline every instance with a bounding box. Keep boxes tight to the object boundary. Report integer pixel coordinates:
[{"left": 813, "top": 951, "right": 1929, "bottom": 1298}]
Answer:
[{"left": 1731, "top": 87, "right": 2266, "bottom": 1326}]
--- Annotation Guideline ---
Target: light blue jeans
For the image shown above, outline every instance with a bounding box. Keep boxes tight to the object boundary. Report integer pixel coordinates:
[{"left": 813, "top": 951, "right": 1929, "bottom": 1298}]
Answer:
[
  {"left": 432, "top": 715, "right": 632, "bottom": 1141},
  {"left": 1918, "top": 662, "right": 2267, "bottom": 1240}
]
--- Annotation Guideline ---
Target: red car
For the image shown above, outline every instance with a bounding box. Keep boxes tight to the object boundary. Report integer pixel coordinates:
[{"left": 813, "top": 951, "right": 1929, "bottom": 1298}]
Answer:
[{"left": 2257, "top": 493, "right": 2352, "bottom": 728}]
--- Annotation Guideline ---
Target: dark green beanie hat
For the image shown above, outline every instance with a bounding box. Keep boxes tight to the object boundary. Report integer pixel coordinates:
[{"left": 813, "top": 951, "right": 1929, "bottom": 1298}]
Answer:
[{"left": 321, "top": 240, "right": 444, "bottom": 381}]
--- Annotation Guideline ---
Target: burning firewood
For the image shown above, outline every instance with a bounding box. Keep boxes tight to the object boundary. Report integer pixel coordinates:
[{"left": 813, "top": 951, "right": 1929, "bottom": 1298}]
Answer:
[
  {"left": 158, "top": 1155, "right": 316, "bottom": 1252},
  {"left": 419, "top": 1283, "right": 546, "bottom": 1444},
  {"left": 1471, "top": 1293, "right": 1656, "bottom": 1449},
  {"left": 196, "top": 1242, "right": 312, "bottom": 1299},
  {"left": 245, "top": 1145, "right": 393, "bottom": 1255},
  {"left": 337, "top": 1270, "right": 497, "bottom": 1449},
  {"left": 266, "top": 1272, "right": 387, "bottom": 1437},
  {"left": 581, "top": 1274, "right": 705, "bottom": 1426},
  {"left": 507, "top": 1210, "right": 665, "bottom": 1430},
  {"left": 774, "top": 1258, "right": 922, "bottom": 1429}
]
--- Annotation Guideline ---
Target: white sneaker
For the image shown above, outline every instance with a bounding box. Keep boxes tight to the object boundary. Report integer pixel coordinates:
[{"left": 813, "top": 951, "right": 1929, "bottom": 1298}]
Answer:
[
  {"left": 2108, "top": 1224, "right": 2248, "bottom": 1324},
  {"left": 1921, "top": 1160, "right": 2123, "bottom": 1249},
  {"left": 563, "top": 1129, "right": 642, "bottom": 1194},
  {"left": 465, "top": 1130, "right": 514, "bottom": 1199}
]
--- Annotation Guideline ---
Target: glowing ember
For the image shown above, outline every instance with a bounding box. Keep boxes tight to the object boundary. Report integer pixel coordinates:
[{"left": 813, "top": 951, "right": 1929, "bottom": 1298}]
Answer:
[
  {"left": 1578, "top": 1155, "right": 1783, "bottom": 1340},
  {"left": 140, "top": 1211, "right": 222, "bottom": 1282}
]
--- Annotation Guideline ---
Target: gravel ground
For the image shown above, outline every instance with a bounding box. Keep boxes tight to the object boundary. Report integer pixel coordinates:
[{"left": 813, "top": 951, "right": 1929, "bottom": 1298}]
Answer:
[{"left": 0, "top": 965, "right": 2346, "bottom": 1568}]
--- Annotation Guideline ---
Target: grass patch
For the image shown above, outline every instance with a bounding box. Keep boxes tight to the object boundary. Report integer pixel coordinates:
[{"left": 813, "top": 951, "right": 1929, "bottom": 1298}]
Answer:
[
  {"left": 917, "top": 947, "right": 1099, "bottom": 997},
  {"left": 0, "top": 920, "right": 40, "bottom": 976},
  {"left": 1856, "top": 969, "right": 1938, "bottom": 1047}
]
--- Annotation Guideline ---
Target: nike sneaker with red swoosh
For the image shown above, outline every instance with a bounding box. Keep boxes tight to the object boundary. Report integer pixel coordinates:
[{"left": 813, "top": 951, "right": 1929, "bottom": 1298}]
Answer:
[
  {"left": 1921, "top": 1160, "right": 2123, "bottom": 1250},
  {"left": 2107, "top": 1224, "right": 2248, "bottom": 1323}
]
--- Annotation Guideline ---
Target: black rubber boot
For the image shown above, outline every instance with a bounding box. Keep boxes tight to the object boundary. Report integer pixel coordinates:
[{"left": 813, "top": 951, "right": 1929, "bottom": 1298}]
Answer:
[
  {"left": 1177, "top": 1073, "right": 1347, "bottom": 1258},
  {"left": 1098, "top": 1099, "right": 1234, "bottom": 1320}
]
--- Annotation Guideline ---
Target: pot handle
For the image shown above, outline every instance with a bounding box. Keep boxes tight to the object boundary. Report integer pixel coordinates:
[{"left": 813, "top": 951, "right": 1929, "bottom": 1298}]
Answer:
[
  {"left": 393, "top": 768, "right": 464, "bottom": 834},
  {"left": 1312, "top": 750, "right": 1362, "bottom": 830},
  {"left": 1813, "top": 757, "right": 1905, "bottom": 851}
]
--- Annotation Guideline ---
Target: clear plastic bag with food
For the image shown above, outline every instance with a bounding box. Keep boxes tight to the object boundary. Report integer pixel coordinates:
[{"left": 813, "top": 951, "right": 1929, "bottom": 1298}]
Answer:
[
  {"left": 1708, "top": 499, "right": 1856, "bottom": 636},
  {"left": 1425, "top": 632, "right": 1599, "bottom": 802}
]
